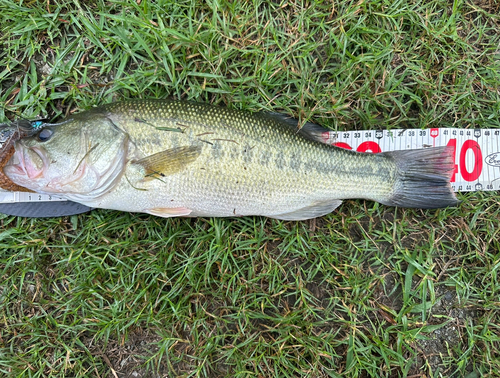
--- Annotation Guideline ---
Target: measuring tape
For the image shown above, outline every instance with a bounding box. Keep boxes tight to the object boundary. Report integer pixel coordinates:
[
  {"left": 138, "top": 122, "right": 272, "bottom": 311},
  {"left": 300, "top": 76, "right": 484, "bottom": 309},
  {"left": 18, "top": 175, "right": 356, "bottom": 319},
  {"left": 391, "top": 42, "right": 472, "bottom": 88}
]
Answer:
[
  {"left": 321, "top": 127, "right": 496, "bottom": 192},
  {"left": 0, "top": 191, "right": 66, "bottom": 203},
  {"left": 0, "top": 127, "right": 497, "bottom": 206}
]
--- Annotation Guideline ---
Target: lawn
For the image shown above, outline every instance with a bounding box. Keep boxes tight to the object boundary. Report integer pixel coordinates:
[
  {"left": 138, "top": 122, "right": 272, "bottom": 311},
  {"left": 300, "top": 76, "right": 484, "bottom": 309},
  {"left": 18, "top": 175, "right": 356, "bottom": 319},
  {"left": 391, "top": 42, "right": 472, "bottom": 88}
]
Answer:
[{"left": 1, "top": 0, "right": 500, "bottom": 377}]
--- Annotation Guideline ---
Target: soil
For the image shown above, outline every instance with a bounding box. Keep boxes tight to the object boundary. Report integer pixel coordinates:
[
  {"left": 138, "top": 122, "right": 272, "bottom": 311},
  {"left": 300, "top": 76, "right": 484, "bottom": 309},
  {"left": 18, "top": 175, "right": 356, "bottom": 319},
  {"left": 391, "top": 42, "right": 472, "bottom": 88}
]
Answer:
[{"left": 90, "top": 263, "right": 481, "bottom": 377}]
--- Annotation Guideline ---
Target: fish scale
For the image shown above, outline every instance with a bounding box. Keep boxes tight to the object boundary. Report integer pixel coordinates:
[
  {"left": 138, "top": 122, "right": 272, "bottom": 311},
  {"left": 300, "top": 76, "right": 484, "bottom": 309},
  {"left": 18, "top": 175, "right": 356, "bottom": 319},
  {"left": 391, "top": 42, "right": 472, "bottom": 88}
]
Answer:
[
  {"left": 103, "top": 101, "right": 392, "bottom": 201},
  {"left": 2, "top": 100, "right": 457, "bottom": 219}
]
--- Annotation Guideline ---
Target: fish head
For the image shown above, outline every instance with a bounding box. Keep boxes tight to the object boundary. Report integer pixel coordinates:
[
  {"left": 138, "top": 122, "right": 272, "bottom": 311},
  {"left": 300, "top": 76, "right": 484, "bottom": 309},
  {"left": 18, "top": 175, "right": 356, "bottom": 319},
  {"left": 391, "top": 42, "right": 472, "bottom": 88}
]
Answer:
[{"left": 4, "top": 112, "right": 129, "bottom": 199}]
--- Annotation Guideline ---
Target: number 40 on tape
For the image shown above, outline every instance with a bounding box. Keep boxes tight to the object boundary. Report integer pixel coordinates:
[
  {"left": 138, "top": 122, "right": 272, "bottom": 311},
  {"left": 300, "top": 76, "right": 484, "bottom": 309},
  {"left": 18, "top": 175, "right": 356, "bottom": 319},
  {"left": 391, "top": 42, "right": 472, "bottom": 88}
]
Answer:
[{"left": 322, "top": 128, "right": 499, "bottom": 192}]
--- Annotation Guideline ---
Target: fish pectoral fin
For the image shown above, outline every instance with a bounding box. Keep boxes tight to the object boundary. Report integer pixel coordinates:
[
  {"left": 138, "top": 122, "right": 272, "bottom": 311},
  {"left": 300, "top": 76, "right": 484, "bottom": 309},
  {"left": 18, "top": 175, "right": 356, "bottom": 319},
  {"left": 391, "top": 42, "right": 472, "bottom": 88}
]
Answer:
[
  {"left": 272, "top": 200, "right": 342, "bottom": 221},
  {"left": 144, "top": 207, "right": 193, "bottom": 218},
  {"left": 133, "top": 145, "right": 201, "bottom": 181}
]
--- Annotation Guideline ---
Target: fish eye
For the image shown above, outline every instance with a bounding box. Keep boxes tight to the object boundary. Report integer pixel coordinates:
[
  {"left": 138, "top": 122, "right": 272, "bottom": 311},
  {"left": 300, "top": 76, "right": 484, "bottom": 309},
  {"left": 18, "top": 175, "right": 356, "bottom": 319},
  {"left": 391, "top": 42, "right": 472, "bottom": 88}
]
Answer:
[{"left": 37, "top": 128, "right": 54, "bottom": 142}]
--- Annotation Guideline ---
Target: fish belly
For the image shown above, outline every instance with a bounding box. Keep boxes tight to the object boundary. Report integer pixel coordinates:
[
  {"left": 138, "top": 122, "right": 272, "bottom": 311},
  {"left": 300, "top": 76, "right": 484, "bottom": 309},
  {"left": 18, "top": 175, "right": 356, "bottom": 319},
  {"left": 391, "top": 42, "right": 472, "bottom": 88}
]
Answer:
[{"left": 83, "top": 138, "right": 386, "bottom": 220}]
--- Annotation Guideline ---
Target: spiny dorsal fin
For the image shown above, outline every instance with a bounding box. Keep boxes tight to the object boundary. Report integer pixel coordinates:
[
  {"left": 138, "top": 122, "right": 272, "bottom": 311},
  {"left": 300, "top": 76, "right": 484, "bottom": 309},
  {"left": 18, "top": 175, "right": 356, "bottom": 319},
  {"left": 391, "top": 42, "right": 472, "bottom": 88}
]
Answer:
[
  {"left": 265, "top": 112, "right": 332, "bottom": 143},
  {"left": 134, "top": 145, "right": 201, "bottom": 181}
]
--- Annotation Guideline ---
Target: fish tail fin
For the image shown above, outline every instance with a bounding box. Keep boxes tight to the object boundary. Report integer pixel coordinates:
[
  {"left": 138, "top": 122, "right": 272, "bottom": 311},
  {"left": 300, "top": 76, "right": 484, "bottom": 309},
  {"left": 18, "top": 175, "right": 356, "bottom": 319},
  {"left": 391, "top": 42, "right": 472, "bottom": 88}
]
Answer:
[{"left": 381, "top": 146, "right": 459, "bottom": 209}]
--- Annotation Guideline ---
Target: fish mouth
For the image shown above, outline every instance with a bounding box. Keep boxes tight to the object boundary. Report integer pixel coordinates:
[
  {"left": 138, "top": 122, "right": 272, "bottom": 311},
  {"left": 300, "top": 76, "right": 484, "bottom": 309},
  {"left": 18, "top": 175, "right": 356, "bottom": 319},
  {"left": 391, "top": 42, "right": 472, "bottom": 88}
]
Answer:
[{"left": 5, "top": 143, "right": 49, "bottom": 180}]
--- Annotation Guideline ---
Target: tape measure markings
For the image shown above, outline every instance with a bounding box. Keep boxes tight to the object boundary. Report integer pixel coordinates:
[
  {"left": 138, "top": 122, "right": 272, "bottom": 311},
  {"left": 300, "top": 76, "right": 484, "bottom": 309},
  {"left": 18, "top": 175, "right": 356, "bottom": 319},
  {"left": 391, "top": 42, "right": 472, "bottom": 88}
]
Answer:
[
  {"left": 0, "top": 191, "right": 66, "bottom": 203},
  {"left": 322, "top": 128, "right": 499, "bottom": 192}
]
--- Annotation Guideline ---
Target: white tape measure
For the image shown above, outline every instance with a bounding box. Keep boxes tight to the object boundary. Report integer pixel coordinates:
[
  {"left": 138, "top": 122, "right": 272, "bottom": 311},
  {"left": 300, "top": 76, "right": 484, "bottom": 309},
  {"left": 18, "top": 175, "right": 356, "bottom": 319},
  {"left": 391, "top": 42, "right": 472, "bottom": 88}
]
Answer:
[
  {"left": 0, "top": 127, "right": 497, "bottom": 205},
  {"left": 0, "top": 191, "right": 66, "bottom": 203},
  {"left": 321, "top": 128, "right": 497, "bottom": 192}
]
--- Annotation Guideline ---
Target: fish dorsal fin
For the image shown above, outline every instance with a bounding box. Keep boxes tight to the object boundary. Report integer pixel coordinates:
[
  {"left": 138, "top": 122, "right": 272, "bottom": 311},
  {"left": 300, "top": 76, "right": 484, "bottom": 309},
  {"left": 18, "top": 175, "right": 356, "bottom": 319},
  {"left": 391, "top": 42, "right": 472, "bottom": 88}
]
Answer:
[
  {"left": 265, "top": 112, "right": 331, "bottom": 143},
  {"left": 134, "top": 145, "right": 201, "bottom": 181},
  {"left": 272, "top": 199, "right": 342, "bottom": 221}
]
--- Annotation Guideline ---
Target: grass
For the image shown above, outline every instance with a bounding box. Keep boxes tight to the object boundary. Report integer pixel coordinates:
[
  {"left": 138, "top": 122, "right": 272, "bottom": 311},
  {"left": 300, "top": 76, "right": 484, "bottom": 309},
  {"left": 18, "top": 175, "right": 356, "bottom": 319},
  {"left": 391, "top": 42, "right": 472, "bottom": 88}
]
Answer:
[{"left": 1, "top": 0, "right": 500, "bottom": 376}]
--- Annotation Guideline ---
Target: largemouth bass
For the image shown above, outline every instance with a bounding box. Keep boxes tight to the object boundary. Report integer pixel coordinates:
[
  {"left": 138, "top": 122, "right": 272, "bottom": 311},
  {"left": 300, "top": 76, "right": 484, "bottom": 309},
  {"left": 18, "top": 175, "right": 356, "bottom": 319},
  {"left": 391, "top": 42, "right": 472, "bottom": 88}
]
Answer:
[{"left": 3, "top": 100, "right": 457, "bottom": 220}]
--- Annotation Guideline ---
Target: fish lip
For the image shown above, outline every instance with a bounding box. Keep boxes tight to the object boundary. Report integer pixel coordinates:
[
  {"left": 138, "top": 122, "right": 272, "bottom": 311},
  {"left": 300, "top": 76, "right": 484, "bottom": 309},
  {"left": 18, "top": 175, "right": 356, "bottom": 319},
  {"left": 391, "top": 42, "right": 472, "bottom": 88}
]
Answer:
[
  {"left": 5, "top": 143, "right": 27, "bottom": 176},
  {"left": 6, "top": 142, "right": 48, "bottom": 179}
]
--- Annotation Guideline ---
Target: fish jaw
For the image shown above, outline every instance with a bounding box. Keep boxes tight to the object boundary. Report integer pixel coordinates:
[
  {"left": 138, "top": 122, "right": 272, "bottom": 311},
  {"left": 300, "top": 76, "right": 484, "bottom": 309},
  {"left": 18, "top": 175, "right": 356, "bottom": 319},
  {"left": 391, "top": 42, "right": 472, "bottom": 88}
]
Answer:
[
  {"left": 4, "top": 142, "right": 66, "bottom": 193},
  {"left": 5, "top": 143, "right": 48, "bottom": 182}
]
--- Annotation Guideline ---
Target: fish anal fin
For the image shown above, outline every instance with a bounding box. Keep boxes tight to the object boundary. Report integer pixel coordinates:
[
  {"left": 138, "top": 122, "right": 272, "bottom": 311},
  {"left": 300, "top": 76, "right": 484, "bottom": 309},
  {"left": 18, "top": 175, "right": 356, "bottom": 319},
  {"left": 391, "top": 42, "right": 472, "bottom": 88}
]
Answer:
[
  {"left": 273, "top": 200, "right": 342, "bottom": 221},
  {"left": 144, "top": 207, "right": 193, "bottom": 218},
  {"left": 134, "top": 145, "right": 201, "bottom": 181}
]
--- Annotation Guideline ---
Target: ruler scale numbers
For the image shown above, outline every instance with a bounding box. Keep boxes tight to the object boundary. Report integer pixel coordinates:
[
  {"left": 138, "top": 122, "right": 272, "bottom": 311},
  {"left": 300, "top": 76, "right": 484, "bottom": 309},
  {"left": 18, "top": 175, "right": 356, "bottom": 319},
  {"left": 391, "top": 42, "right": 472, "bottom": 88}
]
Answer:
[
  {"left": 0, "top": 191, "right": 66, "bottom": 203},
  {"left": 321, "top": 128, "right": 497, "bottom": 192},
  {"left": 0, "top": 127, "right": 497, "bottom": 206}
]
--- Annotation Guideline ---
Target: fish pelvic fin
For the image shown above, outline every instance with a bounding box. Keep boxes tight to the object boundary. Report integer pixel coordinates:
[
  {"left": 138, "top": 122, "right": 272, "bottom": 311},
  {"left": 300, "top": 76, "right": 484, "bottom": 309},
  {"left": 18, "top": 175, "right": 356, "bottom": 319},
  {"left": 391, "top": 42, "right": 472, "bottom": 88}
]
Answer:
[
  {"left": 144, "top": 207, "right": 193, "bottom": 218},
  {"left": 381, "top": 146, "right": 458, "bottom": 209}
]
